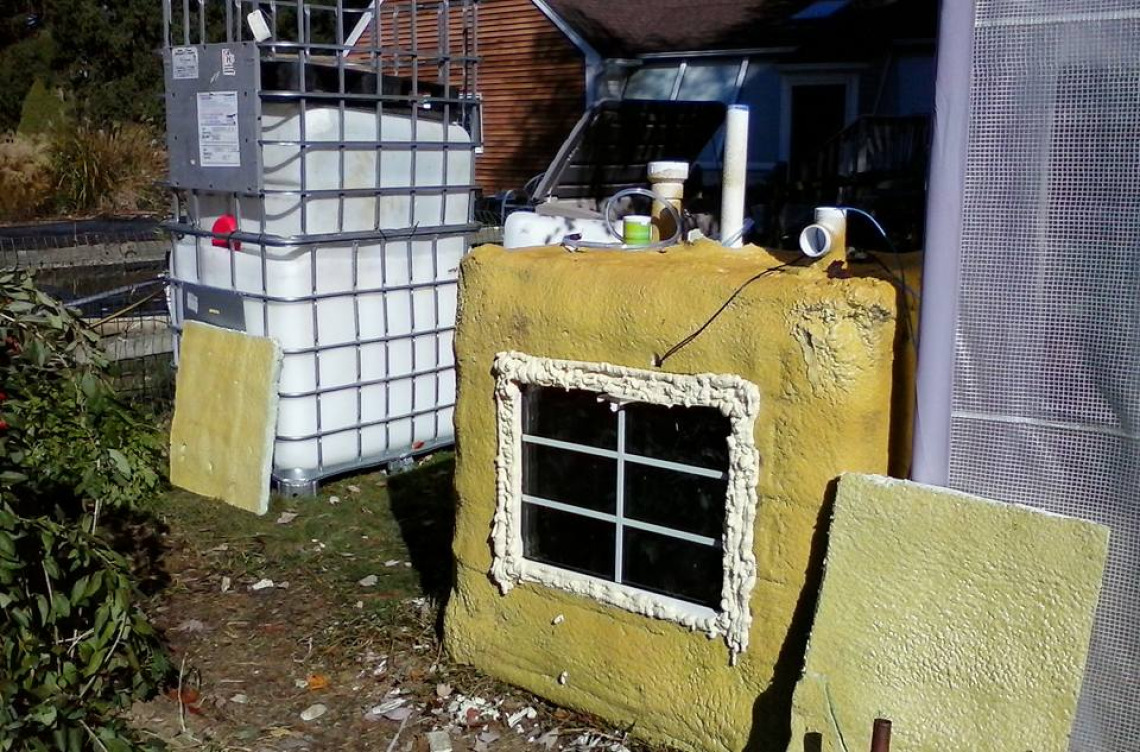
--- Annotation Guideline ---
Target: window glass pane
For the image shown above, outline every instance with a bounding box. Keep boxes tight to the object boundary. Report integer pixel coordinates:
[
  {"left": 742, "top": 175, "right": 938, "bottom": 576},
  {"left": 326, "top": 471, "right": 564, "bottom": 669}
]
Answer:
[
  {"left": 676, "top": 61, "right": 740, "bottom": 103},
  {"left": 524, "top": 386, "right": 617, "bottom": 449},
  {"left": 622, "top": 528, "right": 722, "bottom": 608},
  {"left": 624, "top": 464, "right": 727, "bottom": 539},
  {"left": 523, "top": 503, "right": 615, "bottom": 580},
  {"left": 523, "top": 443, "right": 617, "bottom": 514},
  {"left": 624, "top": 65, "right": 679, "bottom": 100},
  {"left": 624, "top": 402, "right": 731, "bottom": 469}
]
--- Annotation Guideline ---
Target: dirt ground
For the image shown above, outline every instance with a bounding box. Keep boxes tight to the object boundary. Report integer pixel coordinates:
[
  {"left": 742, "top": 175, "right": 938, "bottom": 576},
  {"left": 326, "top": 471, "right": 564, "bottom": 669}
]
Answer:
[{"left": 130, "top": 455, "right": 639, "bottom": 752}]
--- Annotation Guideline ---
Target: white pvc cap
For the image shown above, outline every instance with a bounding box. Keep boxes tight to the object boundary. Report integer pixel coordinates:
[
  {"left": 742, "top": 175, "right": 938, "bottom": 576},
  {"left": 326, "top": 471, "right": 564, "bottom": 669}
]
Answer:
[{"left": 647, "top": 161, "right": 690, "bottom": 182}]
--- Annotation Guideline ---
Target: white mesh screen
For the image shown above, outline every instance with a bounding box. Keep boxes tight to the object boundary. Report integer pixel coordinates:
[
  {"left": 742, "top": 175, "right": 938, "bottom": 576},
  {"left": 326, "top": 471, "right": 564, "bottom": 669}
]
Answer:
[{"left": 950, "top": 3, "right": 1140, "bottom": 750}]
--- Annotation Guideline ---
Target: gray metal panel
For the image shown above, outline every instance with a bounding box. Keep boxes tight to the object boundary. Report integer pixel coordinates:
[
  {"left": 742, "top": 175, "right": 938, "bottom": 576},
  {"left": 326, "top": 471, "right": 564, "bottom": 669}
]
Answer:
[
  {"left": 180, "top": 283, "right": 246, "bottom": 332},
  {"left": 163, "top": 42, "right": 261, "bottom": 193}
]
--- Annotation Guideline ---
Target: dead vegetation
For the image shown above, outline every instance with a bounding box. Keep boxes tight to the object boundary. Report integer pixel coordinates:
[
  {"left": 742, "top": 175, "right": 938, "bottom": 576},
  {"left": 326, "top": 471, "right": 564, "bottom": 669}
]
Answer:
[
  {"left": 131, "top": 456, "right": 645, "bottom": 752},
  {"left": 0, "top": 133, "right": 53, "bottom": 221},
  {"left": 0, "top": 124, "right": 165, "bottom": 221}
]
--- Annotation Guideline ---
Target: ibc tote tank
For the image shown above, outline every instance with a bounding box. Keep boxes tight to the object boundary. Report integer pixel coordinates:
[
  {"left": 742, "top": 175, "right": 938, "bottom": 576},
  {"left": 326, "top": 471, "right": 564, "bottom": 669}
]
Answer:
[{"left": 162, "top": 1, "right": 480, "bottom": 495}]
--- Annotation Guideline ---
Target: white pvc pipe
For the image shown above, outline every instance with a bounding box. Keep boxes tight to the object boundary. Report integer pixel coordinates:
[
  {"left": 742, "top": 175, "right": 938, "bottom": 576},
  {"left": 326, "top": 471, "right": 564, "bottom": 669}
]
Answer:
[
  {"left": 720, "top": 105, "right": 750, "bottom": 248},
  {"left": 648, "top": 160, "right": 688, "bottom": 242},
  {"left": 911, "top": 0, "right": 976, "bottom": 485},
  {"left": 798, "top": 207, "right": 847, "bottom": 258}
]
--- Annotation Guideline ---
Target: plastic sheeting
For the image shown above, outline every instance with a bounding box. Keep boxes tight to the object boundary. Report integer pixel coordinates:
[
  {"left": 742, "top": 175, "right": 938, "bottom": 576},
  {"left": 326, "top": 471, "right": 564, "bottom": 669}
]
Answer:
[{"left": 919, "top": 2, "right": 1140, "bottom": 749}]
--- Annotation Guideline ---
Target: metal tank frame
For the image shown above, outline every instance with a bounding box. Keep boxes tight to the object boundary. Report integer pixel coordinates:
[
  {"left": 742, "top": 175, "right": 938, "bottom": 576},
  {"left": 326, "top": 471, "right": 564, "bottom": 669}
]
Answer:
[{"left": 161, "top": 0, "right": 480, "bottom": 495}]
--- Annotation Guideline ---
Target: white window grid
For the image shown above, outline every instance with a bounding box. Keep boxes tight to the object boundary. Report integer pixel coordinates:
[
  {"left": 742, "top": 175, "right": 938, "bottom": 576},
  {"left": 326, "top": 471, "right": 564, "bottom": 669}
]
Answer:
[
  {"left": 521, "top": 423, "right": 725, "bottom": 587},
  {"left": 489, "top": 351, "right": 762, "bottom": 662}
]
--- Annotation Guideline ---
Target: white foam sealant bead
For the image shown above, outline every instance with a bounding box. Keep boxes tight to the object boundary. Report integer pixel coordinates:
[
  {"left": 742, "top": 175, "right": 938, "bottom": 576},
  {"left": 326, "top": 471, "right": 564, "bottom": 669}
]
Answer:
[
  {"left": 487, "top": 351, "right": 762, "bottom": 662},
  {"left": 720, "top": 105, "right": 750, "bottom": 248}
]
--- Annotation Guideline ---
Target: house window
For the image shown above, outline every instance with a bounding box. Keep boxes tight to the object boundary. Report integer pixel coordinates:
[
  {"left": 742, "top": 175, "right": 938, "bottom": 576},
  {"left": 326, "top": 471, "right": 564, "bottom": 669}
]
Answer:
[
  {"left": 675, "top": 60, "right": 743, "bottom": 104},
  {"left": 490, "top": 352, "right": 761, "bottom": 660},
  {"left": 623, "top": 64, "right": 680, "bottom": 100}
]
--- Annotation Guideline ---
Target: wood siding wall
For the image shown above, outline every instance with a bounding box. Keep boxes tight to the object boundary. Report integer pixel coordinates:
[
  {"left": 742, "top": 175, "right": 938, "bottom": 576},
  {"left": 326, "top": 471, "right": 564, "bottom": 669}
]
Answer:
[
  {"left": 476, "top": 0, "right": 585, "bottom": 193},
  {"left": 348, "top": 0, "right": 585, "bottom": 194}
]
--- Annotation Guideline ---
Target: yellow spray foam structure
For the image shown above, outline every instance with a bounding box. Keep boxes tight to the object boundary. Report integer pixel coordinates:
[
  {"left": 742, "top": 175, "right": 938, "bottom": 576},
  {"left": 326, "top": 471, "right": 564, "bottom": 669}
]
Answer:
[
  {"left": 446, "top": 243, "right": 912, "bottom": 752},
  {"left": 787, "top": 474, "right": 1109, "bottom": 752},
  {"left": 169, "top": 321, "right": 282, "bottom": 515}
]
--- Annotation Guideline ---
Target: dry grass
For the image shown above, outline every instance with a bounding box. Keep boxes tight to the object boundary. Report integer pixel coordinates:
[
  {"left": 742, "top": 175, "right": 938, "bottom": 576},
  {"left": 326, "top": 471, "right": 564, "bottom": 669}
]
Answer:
[
  {"left": 50, "top": 122, "right": 166, "bottom": 216},
  {"left": 0, "top": 123, "right": 166, "bottom": 222},
  {"left": 0, "top": 133, "right": 53, "bottom": 220}
]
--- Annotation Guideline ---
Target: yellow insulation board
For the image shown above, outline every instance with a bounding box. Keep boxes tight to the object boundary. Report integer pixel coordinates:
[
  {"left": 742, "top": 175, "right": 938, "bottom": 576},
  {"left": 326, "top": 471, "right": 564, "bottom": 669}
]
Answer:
[
  {"left": 169, "top": 321, "right": 281, "bottom": 515},
  {"left": 787, "top": 473, "right": 1109, "bottom": 752}
]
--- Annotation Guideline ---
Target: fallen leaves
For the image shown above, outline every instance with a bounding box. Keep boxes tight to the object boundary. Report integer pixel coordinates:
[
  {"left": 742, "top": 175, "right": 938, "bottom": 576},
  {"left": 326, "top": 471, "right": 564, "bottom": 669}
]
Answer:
[
  {"left": 172, "top": 618, "right": 208, "bottom": 633},
  {"left": 164, "top": 688, "right": 204, "bottom": 716},
  {"left": 366, "top": 693, "right": 414, "bottom": 722},
  {"left": 300, "top": 703, "right": 327, "bottom": 722}
]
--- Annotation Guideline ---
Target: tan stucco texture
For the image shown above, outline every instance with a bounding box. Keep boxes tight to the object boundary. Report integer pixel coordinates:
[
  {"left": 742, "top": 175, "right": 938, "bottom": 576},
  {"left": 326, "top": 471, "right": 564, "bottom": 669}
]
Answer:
[
  {"left": 169, "top": 321, "right": 282, "bottom": 515},
  {"left": 787, "top": 474, "right": 1109, "bottom": 752},
  {"left": 445, "top": 243, "right": 909, "bottom": 752}
]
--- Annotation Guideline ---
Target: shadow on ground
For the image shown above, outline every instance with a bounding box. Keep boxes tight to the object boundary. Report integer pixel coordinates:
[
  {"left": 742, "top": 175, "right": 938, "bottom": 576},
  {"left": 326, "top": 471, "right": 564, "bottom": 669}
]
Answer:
[
  {"left": 387, "top": 455, "right": 458, "bottom": 613},
  {"left": 102, "top": 506, "right": 172, "bottom": 595}
]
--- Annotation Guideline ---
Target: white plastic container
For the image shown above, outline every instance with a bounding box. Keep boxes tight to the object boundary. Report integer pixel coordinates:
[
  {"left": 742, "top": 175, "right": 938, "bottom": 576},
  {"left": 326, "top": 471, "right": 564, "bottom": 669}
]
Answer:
[
  {"left": 502, "top": 211, "right": 616, "bottom": 249},
  {"left": 171, "top": 103, "right": 473, "bottom": 474}
]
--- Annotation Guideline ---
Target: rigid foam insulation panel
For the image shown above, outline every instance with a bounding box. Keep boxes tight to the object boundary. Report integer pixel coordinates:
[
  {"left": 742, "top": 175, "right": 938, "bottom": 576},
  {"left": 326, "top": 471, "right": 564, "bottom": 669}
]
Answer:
[
  {"left": 787, "top": 473, "right": 1109, "bottom": 752},
  {"left": 170, "top": 321, "right": 282, "bottom": 515},
  {"left": 445, "top": 242, "right": 912, "bottom": 752}
]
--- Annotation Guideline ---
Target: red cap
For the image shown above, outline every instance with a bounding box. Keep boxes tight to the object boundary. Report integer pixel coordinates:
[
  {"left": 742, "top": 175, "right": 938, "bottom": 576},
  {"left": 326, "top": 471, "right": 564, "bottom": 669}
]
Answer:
[{"left": 211, "top": 214, "right": 242, "bottom": 250}]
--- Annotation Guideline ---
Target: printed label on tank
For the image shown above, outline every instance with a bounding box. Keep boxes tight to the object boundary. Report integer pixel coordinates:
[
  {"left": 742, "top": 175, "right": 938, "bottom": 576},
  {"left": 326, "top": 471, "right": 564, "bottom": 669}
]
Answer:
[
  {"left": 196, "top": 91, "right": 240, "bottom": 168},
  {"left": 221, "top": 48, "right": 236, "bottom": 76},
  {"left": 171, "top": 47, "right": 199, "bottom": 80}
]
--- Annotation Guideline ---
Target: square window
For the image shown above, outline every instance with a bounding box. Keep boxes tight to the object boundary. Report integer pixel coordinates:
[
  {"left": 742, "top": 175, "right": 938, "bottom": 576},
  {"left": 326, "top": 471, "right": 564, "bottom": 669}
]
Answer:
[{"left": 490, "top": 352, "right": 761, "bottom": 661}]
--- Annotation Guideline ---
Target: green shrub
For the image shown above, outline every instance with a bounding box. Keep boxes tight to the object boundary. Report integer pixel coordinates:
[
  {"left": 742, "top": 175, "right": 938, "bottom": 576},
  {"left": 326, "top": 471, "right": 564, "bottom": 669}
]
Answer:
[
  {"left": 43, "top": 0, "right": 163, "bottom": 126},
  {"left": 18, "top": 79, "right": 71, "bottom": 136},
  {"left": 0, "top": 32, "right": 55, "bottom": 133},
  {"left": 0, "top": 272, "right": 164, "bottom": 517},
  {"left": 0, "top": 272, "right": 172, "bottom": 750},
  {"left": 0, "top": 504, "right": 171, "bottom": 752}
]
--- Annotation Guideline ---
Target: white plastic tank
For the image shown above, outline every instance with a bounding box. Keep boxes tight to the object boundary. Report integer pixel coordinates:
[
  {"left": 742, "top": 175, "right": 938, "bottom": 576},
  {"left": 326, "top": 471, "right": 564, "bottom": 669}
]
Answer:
[
  {"left": 171, "top": 103, "right": 472, "bottom": 473},
  {"left": 502, "top": 211, "right": 614, "bottom": 249}
]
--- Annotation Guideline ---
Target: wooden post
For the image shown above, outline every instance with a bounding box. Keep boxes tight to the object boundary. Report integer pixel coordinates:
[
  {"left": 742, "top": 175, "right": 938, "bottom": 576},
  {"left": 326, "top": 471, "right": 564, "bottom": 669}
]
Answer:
[{"left": 870, "top": 718, "right": 892, "bottom": 752}]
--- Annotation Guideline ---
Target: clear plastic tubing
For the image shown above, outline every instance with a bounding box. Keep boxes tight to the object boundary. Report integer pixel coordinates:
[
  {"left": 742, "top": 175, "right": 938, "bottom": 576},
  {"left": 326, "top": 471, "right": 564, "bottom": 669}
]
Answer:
[{"left": 564, "top": 188, "right": 683, "bottom": 251}]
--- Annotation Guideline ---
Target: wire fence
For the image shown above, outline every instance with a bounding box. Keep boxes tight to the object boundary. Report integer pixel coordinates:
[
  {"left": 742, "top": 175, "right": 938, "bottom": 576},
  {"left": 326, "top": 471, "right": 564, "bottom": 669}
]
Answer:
[
  {"left": 1, "top": 225, "right": 175, "bottom": 408},
  {"left": 0, "top": 212, "right": 506, "bottom": 413}
]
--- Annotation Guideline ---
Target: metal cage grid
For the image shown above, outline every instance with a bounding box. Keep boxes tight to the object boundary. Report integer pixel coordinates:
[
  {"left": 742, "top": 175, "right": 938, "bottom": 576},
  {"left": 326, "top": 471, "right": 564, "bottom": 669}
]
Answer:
[
  {"left": 161, "top": 0, "right": 479, "bottom": 494},
  {"left": 949, "top": 3, "right": 1140, "bottom": 749}
]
